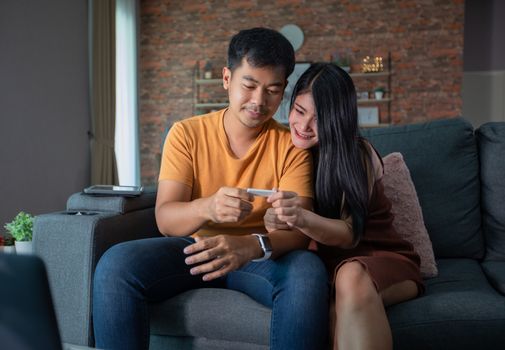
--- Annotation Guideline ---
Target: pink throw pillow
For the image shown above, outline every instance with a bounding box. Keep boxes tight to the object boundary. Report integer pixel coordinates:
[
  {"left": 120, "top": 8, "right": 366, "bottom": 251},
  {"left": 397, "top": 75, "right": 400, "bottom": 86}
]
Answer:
[{"left": 382, "top": 152, "right": 438, "bottom": 278}]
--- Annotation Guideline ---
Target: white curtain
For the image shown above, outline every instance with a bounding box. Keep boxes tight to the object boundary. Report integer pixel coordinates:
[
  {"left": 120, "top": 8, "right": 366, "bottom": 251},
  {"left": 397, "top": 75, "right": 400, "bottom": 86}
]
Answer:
[{"left": 115, "top": 0, "right": 140, "bottom": 186}]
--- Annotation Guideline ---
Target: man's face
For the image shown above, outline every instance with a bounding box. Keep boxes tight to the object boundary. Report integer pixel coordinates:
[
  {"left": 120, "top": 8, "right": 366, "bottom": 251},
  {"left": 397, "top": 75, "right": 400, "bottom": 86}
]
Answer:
[{"left": 223, "top": 58, "right": 286, "bottom": 129}]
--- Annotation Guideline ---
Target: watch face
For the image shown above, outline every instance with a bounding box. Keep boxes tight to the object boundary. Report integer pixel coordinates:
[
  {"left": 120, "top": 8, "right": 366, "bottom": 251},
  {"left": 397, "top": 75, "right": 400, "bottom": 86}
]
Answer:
[
  {"left": 252, "top": 234, "right": 273, "bottom": 262},
  {"left": 260, "top": 235, "right": 273, "bottom": 252}
]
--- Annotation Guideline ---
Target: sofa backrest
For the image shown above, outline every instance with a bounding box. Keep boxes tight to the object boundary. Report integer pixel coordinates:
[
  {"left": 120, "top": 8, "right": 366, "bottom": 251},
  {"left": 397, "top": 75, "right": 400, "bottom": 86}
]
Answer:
[
  {"left": 361, "top": 117, "right": 484, "bottom": 259},
  {"left": 476, "top": 122, "right": 505, "bottom": 261}
]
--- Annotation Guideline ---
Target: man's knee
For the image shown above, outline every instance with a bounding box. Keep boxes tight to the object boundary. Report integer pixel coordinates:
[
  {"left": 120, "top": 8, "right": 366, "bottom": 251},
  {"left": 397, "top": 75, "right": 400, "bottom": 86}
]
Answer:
[
  {"left": 282, "top": 250, "right": 327, "bottom": 280},
  {"left": 94, "top": 242, "right": 137, "bottom": 290},
  {"left": 94, "top": 237, "right": 194, "bottom": 293},
  {"left": 276, "top": 250, "right": 328, "bottom": 300}
]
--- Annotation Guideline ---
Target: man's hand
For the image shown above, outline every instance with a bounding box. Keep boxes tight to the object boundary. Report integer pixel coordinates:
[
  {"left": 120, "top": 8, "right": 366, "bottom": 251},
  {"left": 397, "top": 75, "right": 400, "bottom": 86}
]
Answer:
[
  {"left": 184, "top": 234, "right": 262, "bottom": 281},
  {"left": 266, "top": 191, "right": 307, "bottom": 230},
  {"left": 207, "top": 187, "right": 254, "bottom": 223}
]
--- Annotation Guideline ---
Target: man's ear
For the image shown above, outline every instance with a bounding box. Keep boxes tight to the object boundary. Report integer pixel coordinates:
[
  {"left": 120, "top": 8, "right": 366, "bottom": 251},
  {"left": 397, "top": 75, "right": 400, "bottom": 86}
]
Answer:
[
  {"left": 281, "top": 79, "right": 289, "bottom": 93},
  {"left": 222, "top": 67, "right": 231, "bottom": 90}
]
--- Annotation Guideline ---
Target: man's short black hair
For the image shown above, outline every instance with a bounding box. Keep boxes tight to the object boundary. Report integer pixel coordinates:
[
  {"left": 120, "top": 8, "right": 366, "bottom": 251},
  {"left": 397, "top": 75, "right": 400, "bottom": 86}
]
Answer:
[{"left": 227, "top": 27, "right": 295, "bottom": 79}]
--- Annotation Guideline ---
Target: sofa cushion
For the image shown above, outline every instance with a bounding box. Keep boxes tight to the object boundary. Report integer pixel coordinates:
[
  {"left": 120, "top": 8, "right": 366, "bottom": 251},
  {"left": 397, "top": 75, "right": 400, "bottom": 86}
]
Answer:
[
  {"left": 382, "top": 152, "right": 437, "bottom": 278},
  {"left": 149, "top": 335, "right": 268, "bottom": 350},
  {"left": 476, "top": 122, "right": 505, "bottom": 260},
  {"left": 388, "top": 258, "right": 505, "bottom": 350},
  {"left": 361, "top": 118, "right": 484, "bottom": 259},
  {"left": 481, "top": 261, "right": 505, "bottom": 295},
  {"left": 149, "top": 288, "right": 270, "bottom": 345}
]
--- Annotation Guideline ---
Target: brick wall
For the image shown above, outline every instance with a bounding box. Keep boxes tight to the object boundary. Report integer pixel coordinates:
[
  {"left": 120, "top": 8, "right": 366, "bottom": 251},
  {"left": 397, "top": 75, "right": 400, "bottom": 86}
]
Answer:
[{"left": 140, "top": 0, "right": 464, "bottom": 185}]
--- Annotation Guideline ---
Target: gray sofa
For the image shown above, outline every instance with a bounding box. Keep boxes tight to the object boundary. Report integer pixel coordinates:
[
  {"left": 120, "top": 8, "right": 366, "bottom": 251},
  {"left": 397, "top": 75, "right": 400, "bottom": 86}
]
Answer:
[{"left": 34, "top": 117, "right": 505, "bottom": 349}]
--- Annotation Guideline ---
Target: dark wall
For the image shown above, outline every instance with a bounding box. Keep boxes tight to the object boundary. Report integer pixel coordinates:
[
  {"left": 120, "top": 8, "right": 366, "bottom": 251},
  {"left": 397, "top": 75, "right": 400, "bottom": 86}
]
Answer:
[
  {"left": 489, "top": 0, "right": 505, "bottom": 70},
  {"left": 0, "top": 0, "right": 90, "bottom": 228},
  {"left": 464, "top": 0, "right": 505, "bottom": 71}
]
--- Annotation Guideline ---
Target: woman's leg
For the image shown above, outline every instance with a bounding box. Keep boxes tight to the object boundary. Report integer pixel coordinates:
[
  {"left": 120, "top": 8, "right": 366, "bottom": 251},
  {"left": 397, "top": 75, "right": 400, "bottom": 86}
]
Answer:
[
  {"left": 92, "top": 237, "right": 223, "bottom": 350},
  {"left": 380, "top": 279, "right": 418, "bottom": 307},
  {"left": 333, "top": 261, "right": 418, "bottom": 350},
  {"left": 227, "top": 250, "right": 330, "bottom": 350}
]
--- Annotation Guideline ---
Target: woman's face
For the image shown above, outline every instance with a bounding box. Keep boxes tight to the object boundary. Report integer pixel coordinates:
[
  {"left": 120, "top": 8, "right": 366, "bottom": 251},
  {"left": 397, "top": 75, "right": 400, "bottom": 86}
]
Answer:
[{"left": 288, "top": 92, "right": 318, "bottom": 149}]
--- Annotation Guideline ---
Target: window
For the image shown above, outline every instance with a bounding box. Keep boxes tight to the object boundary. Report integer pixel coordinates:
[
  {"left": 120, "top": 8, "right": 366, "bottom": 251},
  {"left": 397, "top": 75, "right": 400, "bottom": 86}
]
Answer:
[{"left": 115, "top": 0, "right": 140, "bottom": 186}]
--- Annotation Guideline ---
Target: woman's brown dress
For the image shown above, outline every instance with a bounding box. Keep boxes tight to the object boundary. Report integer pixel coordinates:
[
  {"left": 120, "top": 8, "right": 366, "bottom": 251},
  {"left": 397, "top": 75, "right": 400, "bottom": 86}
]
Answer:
[{"left": 315, "top": 145, "right": 424, "bottom": 348}]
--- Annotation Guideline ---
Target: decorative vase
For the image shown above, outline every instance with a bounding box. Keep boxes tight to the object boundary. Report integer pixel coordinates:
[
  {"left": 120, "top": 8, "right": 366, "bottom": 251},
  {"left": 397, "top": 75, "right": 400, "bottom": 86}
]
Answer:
[
  {"left": 1, "top": 245, "right": 16, "bottom": 254},
  {"left": 375, "top": 91, "right": 384, "bottom": 100},
  {"left": 15, "top": 241, "right": 33, "bottom": 255}
]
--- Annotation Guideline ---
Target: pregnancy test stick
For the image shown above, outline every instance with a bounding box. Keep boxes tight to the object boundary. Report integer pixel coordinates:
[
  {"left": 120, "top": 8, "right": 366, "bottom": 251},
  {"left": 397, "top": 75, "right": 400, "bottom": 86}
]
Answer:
[{"left": 246, "top": 188, "right": 276, "bottom": 197}]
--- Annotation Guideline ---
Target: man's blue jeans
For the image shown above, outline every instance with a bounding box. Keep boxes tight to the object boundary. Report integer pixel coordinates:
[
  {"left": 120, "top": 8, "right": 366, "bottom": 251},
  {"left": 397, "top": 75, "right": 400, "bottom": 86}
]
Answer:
[{"left": 93, "top": 237, "right": 329, "bottom": 350}]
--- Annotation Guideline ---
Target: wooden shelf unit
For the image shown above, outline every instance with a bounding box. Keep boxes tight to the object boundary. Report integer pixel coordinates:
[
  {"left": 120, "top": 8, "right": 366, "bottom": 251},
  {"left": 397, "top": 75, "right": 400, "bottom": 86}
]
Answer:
[
  {"left": 357, "top": 97, "right": 393, "bottom": 105},
  {"left": 351, "top": 53, "right": 393, "bottom": 125},
  {"left": 193, "top": 63, "right": 228, "bottom": 115}
]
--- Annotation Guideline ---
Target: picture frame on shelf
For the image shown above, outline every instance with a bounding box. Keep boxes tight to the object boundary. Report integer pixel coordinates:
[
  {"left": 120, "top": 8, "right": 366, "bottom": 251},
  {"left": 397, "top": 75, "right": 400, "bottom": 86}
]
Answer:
[
  {"left": 358, "top": 106, "right": 380, "bottom": 126},
  {"left": 358, "top": 91, "right": 369, "bottom": 100},
  {"left": 273, "top": 62, "right": 311, "bottom": 124}
]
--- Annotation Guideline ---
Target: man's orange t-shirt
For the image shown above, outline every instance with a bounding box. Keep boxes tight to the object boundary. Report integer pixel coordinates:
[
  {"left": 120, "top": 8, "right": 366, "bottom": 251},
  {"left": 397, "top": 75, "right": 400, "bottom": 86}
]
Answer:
[{"left": 159, "top": 109, "right": 313, "bottom": 237}]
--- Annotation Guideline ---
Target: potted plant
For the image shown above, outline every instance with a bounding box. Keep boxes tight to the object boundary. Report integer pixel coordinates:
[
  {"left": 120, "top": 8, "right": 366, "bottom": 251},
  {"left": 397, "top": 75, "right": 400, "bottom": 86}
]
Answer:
[
  {"left": 4, "top": 211, "right": 34, "bottom": 255},
  {"left": 374, "top": 86, "right": 386, "bottom": 100},
  {"left": 332, "top": 52, "right": 352, "bottom": 73},
  {"left": 0, "top": 234, "right": 16, "bottom": 254}
]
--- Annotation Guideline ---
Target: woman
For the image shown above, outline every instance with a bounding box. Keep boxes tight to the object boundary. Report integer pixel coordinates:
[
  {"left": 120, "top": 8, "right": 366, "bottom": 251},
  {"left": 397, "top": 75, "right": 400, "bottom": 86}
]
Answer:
[{"left": 264, "top": 63, "right": 423, "bottom": 350}]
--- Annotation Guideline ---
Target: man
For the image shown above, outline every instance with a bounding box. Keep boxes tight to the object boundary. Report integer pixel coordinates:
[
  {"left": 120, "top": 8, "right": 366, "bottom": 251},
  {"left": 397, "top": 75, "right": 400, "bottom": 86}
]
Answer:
[{"left": 93, "top": 27, "right": 328, "bottom": 350}]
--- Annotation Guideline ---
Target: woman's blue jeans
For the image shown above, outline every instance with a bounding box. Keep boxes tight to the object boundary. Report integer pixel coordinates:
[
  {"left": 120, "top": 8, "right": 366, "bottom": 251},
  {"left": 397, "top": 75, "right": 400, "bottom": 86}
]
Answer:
[{"left": 93, "top": 237, "right": 329, "bottom": 350}]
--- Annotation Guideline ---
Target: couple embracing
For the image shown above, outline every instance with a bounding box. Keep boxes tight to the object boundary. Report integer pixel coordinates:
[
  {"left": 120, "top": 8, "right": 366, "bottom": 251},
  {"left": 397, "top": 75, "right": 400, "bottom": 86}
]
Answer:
[{"left": 93, "top": 27, "right": 423, "bottom": 350}]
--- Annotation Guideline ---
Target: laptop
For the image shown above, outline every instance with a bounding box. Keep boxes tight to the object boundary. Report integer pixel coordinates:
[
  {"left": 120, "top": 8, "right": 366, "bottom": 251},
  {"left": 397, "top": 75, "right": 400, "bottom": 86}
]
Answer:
[{"left": 0, "top": 253, "right": 95, "bottom": 350}]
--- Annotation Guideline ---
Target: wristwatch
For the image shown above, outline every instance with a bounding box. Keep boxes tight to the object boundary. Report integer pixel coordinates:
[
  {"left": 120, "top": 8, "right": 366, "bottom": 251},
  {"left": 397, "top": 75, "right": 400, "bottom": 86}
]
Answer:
[{"left": 252, "top": 234, "right": 272, "bottom": 262}]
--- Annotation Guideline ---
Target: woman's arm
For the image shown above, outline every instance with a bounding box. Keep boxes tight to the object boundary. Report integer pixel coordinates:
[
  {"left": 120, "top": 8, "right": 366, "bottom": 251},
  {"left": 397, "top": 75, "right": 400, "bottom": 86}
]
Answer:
[
  {"left": 266, "top": 191, "right": 354, "bottom": 248},
  {"left": 297, "top": 208, "right": 354, "bottom": 247}
]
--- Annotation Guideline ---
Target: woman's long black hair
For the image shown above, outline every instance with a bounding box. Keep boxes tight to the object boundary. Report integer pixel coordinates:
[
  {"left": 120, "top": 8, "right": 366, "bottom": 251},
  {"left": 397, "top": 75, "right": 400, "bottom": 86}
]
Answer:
[{"left": 290, "top": 63, "right": 369, "bottom": 244}]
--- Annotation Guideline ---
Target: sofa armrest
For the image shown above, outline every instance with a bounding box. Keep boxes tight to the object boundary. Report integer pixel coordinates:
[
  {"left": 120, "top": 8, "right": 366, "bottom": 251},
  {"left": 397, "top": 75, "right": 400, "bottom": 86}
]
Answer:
[
  {"left": 66, "top": 185, "right": 158, "bottom": 214},
  {"left": 33, "top": 189, "right": 162, "bottom": 347}
]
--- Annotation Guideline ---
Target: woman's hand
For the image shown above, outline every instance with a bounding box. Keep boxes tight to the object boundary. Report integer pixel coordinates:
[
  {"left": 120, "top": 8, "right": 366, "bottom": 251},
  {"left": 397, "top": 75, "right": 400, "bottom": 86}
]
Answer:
[
  {"left": 265, "top": 191, "right": 355, "bottom": 248},
  {"left": 266, "top": 191, "right": 307, "bottom": 231},
  {"left": 264, "top": 207, "right": 291, "bottom": 232}
]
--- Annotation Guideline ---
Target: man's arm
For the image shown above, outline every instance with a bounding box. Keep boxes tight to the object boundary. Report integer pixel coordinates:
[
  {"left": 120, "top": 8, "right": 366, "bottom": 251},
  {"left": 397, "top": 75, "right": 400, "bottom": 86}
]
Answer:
[
  {"left": 155, "top": 179, "right": 254, "bottom": 237},
  {"left": 184, "top": 196, "right": 312, "bottom": 281}
]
